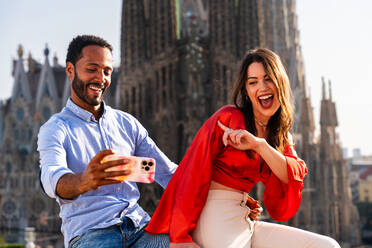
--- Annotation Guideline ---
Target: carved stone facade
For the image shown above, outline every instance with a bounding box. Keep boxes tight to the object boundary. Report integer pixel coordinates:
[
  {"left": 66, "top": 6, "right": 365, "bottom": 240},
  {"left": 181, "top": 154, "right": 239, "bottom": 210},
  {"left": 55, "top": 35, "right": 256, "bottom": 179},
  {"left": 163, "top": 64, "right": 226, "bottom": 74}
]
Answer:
[
  {"left": 0, "top": 0, "right": 361, "bottom": 246},
  {"left": 118, "top": 0, "right": 361, "bottom": 246},
  {"left": 0, "top": 47, "right": 66, "bottom": 246}
]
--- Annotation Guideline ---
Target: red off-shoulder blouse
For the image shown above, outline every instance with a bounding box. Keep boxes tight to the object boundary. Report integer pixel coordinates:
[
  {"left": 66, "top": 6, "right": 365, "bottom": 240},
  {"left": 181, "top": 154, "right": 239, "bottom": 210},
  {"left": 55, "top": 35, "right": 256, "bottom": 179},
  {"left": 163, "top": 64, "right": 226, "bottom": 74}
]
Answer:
[{"left": 145, "top": 105, "right": 307, "bottom": 243}]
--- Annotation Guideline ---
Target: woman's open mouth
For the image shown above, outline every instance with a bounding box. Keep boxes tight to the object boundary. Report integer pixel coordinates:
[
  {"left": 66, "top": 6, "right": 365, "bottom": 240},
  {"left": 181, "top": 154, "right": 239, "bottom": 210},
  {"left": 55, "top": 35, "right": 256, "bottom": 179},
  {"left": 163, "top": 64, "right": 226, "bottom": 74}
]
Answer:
[{"left": 258, "top": 94, "right": 274, "bottom": 109}]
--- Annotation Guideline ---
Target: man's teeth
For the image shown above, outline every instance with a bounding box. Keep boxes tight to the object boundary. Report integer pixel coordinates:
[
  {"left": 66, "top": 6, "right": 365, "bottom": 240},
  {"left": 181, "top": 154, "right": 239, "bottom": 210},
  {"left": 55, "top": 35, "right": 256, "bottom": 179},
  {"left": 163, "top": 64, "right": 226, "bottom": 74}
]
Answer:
[
  {"left": 89, "top": 85, "right": 103, "bottom": 91},
  {"left": 258, "top": 95, "right": 272, "bottom": 100}
]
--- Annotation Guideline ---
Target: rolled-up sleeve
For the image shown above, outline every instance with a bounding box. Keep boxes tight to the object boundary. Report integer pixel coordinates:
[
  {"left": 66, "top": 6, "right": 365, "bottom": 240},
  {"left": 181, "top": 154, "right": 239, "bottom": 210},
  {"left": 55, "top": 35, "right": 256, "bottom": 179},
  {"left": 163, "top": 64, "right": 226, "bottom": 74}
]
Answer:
[{"left": 38, "top": 118, "right": 73, "bottom": 200}]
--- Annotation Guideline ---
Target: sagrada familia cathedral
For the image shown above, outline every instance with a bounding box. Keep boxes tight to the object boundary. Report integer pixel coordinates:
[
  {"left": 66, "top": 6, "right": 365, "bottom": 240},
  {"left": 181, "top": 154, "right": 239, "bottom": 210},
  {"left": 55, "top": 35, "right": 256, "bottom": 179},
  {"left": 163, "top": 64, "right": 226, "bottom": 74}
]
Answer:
[{"left": 0, "top": 0, "right": 362, "bottom": 247}]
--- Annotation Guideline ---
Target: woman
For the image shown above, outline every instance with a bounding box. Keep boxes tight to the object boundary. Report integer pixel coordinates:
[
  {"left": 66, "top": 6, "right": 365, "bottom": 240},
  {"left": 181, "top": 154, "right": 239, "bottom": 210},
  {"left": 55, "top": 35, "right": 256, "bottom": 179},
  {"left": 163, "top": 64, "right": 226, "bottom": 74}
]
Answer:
[{"left": 146, "top": 48, "right": 340, "bottom": 248}]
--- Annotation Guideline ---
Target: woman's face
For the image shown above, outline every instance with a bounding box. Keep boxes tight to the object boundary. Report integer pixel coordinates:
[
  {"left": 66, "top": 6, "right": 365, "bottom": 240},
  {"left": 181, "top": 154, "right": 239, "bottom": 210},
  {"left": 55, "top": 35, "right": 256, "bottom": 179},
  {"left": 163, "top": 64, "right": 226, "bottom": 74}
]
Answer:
[{"left": 245, "top": 62, "right": 280, "bottom": 122}]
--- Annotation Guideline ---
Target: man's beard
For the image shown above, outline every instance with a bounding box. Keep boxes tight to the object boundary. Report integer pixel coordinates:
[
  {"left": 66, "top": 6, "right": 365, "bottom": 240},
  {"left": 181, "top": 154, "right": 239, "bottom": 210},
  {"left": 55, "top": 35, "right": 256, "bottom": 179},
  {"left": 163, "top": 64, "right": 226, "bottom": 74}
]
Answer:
[{"left": 72, "top": 71, "right": 106, "bottom": 106}]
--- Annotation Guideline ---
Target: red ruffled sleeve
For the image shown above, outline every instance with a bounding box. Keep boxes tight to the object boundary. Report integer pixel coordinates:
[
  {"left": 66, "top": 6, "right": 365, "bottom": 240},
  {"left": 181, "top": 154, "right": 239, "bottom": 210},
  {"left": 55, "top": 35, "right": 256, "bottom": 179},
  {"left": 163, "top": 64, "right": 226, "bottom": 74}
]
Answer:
[
  {"left": 262, "top": 134, "right": 308, "bottom": 221},
  {"left": 145, "top": 106, "right": 235, "bottom": 243}
]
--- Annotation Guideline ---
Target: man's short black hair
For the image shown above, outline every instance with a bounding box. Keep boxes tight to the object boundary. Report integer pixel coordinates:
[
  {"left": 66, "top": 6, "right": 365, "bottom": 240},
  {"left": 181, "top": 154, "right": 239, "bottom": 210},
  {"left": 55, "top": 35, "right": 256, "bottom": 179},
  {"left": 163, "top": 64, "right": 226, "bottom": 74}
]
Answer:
[{"left": 66, "top": 35, "right": 113, "bottom": 65}]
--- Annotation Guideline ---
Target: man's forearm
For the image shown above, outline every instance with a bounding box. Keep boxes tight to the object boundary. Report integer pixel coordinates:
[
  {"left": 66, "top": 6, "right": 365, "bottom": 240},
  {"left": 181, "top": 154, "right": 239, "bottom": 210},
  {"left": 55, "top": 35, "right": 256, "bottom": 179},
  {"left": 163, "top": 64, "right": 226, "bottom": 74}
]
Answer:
[{"left": 56, "top": 173, "right": 88, "bottom": 199}]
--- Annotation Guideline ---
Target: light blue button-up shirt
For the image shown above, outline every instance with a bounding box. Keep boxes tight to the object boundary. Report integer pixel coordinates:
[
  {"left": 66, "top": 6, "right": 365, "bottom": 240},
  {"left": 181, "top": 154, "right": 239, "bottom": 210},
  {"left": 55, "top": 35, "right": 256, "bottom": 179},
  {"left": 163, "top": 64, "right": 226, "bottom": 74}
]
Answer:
[{"left": 38, "top": 99, "right": 177, "bottom": 247}]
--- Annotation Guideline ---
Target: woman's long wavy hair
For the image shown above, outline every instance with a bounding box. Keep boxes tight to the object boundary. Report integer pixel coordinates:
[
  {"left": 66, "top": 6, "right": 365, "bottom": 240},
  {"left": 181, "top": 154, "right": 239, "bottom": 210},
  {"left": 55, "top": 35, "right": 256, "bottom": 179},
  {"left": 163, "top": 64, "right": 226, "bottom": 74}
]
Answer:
[{"left": 232, "top": 48, "right": 293, "bottom": 153}]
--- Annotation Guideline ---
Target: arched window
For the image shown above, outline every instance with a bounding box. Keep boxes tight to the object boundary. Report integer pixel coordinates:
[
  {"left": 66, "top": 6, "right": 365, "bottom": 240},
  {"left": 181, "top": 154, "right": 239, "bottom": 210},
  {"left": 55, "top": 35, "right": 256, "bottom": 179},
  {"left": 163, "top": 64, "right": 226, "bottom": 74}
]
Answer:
[
  {"left": 162, "top": 67, "right": 167, "bottom": 107},
  {"left": 169, "top": 64, "right": 173, "bottom": 100},
  {"left": 43, "top": 84, "right": 50, "bottom": 97},
  {"left": 215, "top": 63, "right": 221, "bottom": 100},
  {"left": 132, "top": 87, "right": 136, "bottom": 116},
  {"left": 221, "top": 3, "right": 226, "bottom": 49},
  {"left": 15, "top": 129, "right": 19, "bottom": 140},
  {"left": 139, "top": 84, "right": 143, "bottom": 118},
  {"left": 155, "top": 71, "right": 160, "bottom": 111},
  {"left": 28, "top": 127, "right": 33, "bottom": 140},
  {"left": 145, "top": 79, "right": 153, "bottom": 117},
  {"left": 167, "top": 0, "right": 173, "bottom": 46},
  {"left": 177, "top": 124, "right": 184, "bottom": 162},
  {"left": 11, "top": 216, "right": 19, "bottom": 229},
  {"left": 21, "top": 129, "right": 26, "bottom": 141},
  {"left": 42, "top": 106, "right": 51, "bottom": 121},
  {"left": 223, "top": 65, "right": 228, "bottom": 102},
  {"left": 152, "top": 0, "right": 159, "bottom": 55},
  {"left": 6, "top": 162, "right": 12, "bottom": 174},
  {"left": 16, "top": 107, "right": 24, "bottom": 121},
  {"left": 0, "top": 215, "right": 8, "bottom": 229},
  {"left": 160, "top": 0, "right": 166, "bottom": 50},
  {"left": 125, "top": 90, "right": 129, "bottom": 109}
]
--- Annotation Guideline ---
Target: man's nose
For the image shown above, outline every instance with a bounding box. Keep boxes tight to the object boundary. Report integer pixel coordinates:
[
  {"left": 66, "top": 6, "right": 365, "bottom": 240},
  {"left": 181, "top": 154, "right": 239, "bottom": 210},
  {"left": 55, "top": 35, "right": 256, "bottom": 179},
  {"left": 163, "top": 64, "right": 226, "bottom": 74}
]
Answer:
[{"left": 95, "top": 70, "right": 106, "bottom": 83}]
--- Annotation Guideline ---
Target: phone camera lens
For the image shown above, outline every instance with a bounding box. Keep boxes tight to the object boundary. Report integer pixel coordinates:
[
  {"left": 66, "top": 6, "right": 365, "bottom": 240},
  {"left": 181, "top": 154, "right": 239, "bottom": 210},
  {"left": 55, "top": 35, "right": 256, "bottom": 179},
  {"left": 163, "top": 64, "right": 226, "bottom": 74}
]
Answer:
[
  {"left": 142, "top": 161, "right": 147, "bottom": 165},
  {"left": 145, "top": 166, "right": 150, "bottom": 171},
  {"left": 148, "top": 162, "right": 153, "bottom": 166}
]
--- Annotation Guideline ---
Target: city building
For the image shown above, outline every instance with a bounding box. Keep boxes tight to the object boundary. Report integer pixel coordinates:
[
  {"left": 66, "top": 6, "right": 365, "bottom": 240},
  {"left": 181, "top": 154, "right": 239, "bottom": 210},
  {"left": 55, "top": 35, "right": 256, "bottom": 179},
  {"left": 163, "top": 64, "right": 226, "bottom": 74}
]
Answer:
[
  {"left": 348, "top": 156, "right": 372, "bottom": 203},
  {"left": 0, "top": 0, "right": 362, "bottom": 246}
]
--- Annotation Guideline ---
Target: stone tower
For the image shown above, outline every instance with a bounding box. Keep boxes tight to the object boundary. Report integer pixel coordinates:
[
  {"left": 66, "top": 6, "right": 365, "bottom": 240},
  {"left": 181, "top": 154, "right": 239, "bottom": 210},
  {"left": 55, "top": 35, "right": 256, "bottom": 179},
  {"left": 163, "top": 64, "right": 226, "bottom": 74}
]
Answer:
[
  {"left": 119, "top": 0, "right": 179, "bottom": 160},
  {"left": 118, "top": 0, "right": 180, "bottom": 213},
  {"left": 318, "top": 78, "right": 361, "bottom": 244}
]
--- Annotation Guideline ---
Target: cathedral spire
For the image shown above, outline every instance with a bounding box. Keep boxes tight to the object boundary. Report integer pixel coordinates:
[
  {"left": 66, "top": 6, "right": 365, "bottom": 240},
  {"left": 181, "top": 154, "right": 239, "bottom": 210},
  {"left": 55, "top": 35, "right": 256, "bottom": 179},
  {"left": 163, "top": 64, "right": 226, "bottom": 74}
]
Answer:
[
  {"left": 11, "top": 45, "right": 32, "bottom": 103},
  {"left": 43, "top": 43, "right": 51, "bottom": 68},
  {"left": 28, "top": 52, "right": 35, "bottom": 72},
  {"left": 321, "top": 76, "right": 326, "bottom": 100},
  {"left": 17, "top": 44, "right": 24, "bottom": 58},
  {"left": 53, "top": 52, "right": 59, "bottom": 67},
  {"left": 44, "top": 43, "right": 50, "bottom": 58},
  {"left": 328, "top": 79, "right": 332, "bottom": 101}
]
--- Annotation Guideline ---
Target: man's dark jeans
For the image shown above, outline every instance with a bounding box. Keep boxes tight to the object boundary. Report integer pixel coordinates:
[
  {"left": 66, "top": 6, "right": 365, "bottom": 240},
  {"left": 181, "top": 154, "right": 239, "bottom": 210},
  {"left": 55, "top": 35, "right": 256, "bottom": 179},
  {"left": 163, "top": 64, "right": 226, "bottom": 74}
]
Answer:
[{"left": 69, "top": 217, "right": 169, "bottom": 248}]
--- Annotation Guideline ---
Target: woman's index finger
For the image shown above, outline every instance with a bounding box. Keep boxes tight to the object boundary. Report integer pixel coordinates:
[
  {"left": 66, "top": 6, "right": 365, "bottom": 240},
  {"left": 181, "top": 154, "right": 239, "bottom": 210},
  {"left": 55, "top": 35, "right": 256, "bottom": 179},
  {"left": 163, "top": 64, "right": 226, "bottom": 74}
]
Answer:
[{"left": 217, "top": 120, "right": 229, "bottom": 131}]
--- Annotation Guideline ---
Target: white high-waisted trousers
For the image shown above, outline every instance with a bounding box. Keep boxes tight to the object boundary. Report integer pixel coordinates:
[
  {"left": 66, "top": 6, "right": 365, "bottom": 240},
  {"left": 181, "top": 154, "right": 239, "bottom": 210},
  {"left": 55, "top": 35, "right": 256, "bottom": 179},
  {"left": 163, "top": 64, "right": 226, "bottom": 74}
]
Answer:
[{"left": 192, "top": 189, "right": 341, "bottom": 248}]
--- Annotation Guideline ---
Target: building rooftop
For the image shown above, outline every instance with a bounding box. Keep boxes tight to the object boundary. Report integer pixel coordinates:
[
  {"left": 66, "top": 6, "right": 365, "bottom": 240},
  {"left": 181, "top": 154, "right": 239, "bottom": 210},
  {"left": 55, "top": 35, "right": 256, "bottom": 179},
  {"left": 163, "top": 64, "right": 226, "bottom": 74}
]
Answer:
[{"left": 360, "top": 168, "right": 372, "bottom": 180}]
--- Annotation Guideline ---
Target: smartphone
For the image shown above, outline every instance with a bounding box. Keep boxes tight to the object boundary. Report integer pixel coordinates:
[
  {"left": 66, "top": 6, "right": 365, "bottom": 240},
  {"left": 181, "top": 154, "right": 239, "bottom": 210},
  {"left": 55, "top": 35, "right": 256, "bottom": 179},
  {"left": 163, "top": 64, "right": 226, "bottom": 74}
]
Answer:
[{"left": 101, "top": 155, "right": 156, "bottom": 183}]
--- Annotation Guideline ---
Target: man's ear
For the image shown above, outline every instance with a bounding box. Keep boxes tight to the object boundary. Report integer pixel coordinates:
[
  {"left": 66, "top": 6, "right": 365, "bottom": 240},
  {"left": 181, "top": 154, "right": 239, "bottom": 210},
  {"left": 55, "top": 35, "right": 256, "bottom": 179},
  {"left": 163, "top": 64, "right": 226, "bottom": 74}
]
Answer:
[{"left": 66, "top": 62, "right": 75, "bottom": 81}]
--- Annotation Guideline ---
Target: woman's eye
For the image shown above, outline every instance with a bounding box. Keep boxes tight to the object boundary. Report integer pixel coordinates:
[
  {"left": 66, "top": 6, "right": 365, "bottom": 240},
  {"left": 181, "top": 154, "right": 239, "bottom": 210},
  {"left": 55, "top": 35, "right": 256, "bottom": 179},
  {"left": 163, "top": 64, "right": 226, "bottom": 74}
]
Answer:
[
  {"left": 265, "top": 78, "right": 272, "bottom": 82},
  {"left": 248, "top": 81, "right": 257, "bottom": 85},
  {"left": 87, "top": 68, "right": 96, "bottom": 72}
]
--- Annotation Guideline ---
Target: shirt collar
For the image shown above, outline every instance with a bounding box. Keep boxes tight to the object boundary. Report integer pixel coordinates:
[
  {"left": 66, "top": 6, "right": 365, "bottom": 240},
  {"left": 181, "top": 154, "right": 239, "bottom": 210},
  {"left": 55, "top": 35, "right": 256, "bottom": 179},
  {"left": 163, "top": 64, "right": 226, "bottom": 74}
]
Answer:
[{"left": 66, "top": 98, "right": 108, "bottom": 122}]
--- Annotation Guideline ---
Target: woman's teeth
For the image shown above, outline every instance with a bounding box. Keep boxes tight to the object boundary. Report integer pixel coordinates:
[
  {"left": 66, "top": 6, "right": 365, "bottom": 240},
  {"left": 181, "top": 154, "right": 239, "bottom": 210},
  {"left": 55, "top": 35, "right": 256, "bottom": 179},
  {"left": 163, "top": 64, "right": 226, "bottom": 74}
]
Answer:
[{"left": 258, "top": 94, "right": 273, "bottom": 100}]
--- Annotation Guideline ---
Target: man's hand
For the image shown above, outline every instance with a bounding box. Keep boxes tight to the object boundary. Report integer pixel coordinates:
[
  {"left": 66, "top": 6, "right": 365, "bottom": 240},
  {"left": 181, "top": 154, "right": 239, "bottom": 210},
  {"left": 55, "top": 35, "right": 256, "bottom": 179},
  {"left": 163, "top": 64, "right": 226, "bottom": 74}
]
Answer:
[
  {"left": 56, "top": 149, "right": 132, "bottom": 199},
  {"left": 78, "top": 149, "right": 132, "bottom": 192},
  {"left": 170, "top": 242, "right": 200, "bottom": 248},
  {"left": 246, "top": 195, "right": 263, "bottom": 221}
]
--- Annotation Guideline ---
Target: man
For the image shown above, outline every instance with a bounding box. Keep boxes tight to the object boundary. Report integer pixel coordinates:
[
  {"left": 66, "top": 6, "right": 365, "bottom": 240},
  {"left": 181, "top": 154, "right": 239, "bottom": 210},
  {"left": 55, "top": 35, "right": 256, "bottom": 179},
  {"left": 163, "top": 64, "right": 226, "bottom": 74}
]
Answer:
[{"left": 38, "top": 35, "right": 177, "bottom": 248}]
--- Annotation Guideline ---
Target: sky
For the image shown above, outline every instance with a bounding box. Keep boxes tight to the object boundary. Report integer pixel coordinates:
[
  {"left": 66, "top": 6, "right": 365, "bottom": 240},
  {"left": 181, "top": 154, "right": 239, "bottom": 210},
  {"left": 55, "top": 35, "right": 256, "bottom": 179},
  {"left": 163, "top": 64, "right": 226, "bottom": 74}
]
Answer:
[
  {"left": 0, "top": 0, "right": 371, "bottom": 157},
  {"left": 296, "top": 0, "right": 372, "bottom": 157}
]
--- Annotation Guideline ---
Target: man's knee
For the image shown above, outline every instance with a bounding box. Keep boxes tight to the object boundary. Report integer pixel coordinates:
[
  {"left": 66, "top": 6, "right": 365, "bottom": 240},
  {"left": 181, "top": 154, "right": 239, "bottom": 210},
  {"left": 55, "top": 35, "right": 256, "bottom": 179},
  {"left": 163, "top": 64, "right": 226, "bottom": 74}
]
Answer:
[{"left": 132, "top": 232, "right": 169, "bottom": 248}]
